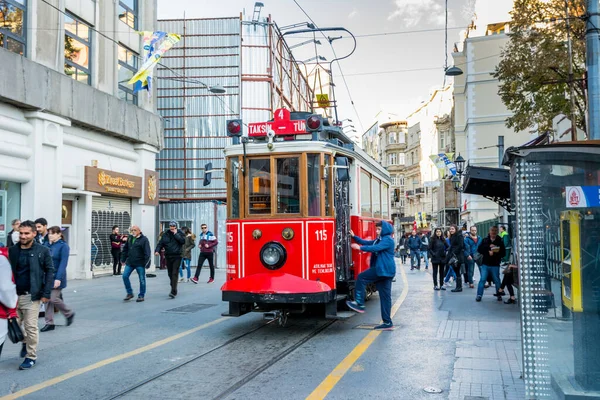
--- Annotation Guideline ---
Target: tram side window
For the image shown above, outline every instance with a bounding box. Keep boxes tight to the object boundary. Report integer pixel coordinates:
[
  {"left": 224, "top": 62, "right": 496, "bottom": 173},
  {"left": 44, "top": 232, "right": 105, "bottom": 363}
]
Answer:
[
  {"left": 229, "top": 158, "right": 240, "bottom": 218},
  {"left": 307, "top": 154, "right": 321, "bottom": 216},
  {"left": 360, "top": 170, "right": 371, "bottom": 217},
  {"left": 372, "top": 178, "right": 381, "bottom": 218},
  {"left": 276, "top": 157, "right": 300, "bottom": 214},
  {"left": 382, "top": 183, "right": 389, "bottom": 219},
  {"left": 325, "top": 156, "right": 333, "bottom": 216},
  {"left": 249, "top": 159, "right": 271, "bottom": 214}
]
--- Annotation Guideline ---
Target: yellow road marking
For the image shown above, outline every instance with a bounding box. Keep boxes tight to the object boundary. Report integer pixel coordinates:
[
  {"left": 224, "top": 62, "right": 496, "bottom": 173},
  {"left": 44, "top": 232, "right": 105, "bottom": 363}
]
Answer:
[
  {"left": 1, "top": 317, "right": 228, "bottom": 400},
  {"left": 306, "top": 262, "right": 409, "bottom": 400}
]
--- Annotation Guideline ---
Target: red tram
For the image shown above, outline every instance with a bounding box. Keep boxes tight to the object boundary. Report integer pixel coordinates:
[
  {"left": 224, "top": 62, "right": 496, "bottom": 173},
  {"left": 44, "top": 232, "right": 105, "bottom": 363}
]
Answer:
[{"left": 217, "top": 108, "right": 391, "bottom": 321}]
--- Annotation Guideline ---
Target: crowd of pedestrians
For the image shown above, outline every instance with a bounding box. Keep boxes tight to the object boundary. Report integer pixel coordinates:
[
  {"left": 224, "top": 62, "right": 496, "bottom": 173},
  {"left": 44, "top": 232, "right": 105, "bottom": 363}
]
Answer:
[
  {"left": 0, "top": 217, "right": 218, "bottom": 371},
  {"left": 396, "top": 224, "right": 516, "bottom": 303}
]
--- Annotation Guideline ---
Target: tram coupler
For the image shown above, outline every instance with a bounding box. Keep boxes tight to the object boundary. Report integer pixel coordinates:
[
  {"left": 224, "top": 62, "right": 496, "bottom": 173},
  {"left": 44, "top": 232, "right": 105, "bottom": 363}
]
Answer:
[{"left": 263, "top": 310, "right": 289, "bottom": 326}]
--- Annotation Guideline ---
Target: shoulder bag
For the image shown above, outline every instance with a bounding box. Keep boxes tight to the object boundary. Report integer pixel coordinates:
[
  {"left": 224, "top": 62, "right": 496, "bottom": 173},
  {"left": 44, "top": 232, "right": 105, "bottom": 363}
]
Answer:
[
  {"left": 7, "top": 316, "right": 24, "bottom": 343},
  {"left": 473, "top": 252, "right": 484, "bottom": 266}
]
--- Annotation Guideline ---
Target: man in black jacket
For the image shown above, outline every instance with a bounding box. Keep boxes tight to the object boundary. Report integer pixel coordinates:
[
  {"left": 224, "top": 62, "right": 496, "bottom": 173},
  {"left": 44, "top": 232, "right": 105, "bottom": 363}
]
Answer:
[
  {"left": 8, "top": 220, "right": 54, "bottom": 370},
  {"left": 121, "top": 226, "right": 151, "bottom": 302},
  {"left": 155, "top": 221, "right": 185, "bottom": 298},
  {"left": 476, "top": 226, "right": 506, "bottom": 302}
]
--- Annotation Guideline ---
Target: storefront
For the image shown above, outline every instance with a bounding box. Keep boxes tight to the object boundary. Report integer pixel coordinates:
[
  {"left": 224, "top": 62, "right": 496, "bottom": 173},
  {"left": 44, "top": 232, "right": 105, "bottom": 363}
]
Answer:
[{"left": 0, "top": 180, "right": 21, "bottom": 246}]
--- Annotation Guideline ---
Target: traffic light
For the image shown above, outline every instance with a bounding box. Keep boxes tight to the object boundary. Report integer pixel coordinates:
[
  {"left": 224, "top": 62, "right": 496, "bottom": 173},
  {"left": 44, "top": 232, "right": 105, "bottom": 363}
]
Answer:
[{"left": 226, "top": 119, "right": 243, "bottom": 137}]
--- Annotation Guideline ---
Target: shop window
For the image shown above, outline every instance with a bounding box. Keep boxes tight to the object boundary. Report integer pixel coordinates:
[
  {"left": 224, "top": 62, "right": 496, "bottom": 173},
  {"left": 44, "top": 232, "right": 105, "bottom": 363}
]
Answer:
[
  {"left": 372, "top": 177, "right": 381, "bottom": 219},
  {"left": 0, "top": 0, "right": 27, "bottom": 56},
  {"left": 248, "top": 159, "right": 271, "bottom": 215},
  {"left": 118, "top": 44, "right": 138, "bottom": 105},
  {"left": 360, "top": 170, "right": 371, "bottom": 217},
  {"left": 276, "top": 157, "right": 300, "bottom": 214},
  {"left": 0, "top": 180, "right": 21, "bottom": 247},
  {"left": 307, "top": 154, "right": 321, "bottom": 216},
  {"left": 119, "top": 0, "right": 138, "bottom": 30},
  {"left": 64, "top": 12, "right": 92, "bottom": 85}
]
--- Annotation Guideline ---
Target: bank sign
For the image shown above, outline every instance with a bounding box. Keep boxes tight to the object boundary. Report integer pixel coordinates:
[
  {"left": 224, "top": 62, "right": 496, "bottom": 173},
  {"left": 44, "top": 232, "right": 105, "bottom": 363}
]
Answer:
[
  {"left": 565, "top": 186, "right": 600, "bottom": 208},
  {"left": 85, "top": 166, "right": 142, "bottom": 199}
]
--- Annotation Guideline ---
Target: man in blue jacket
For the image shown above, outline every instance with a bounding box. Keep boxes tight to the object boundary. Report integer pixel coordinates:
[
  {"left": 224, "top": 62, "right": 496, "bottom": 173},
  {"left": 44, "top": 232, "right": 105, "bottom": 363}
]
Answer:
[
  {"left": 407, "top": 230, "right": 422, "bottom": 270},
  {"left": 346, "top": 221, "right": 396, "bottom": 331}
]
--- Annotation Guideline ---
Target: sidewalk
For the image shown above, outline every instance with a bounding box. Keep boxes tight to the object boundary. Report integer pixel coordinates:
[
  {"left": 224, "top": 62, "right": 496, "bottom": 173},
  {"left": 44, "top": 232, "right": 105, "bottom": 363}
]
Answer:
[{"left": 407, "top": 259, "right": 525, "bottom": 400}]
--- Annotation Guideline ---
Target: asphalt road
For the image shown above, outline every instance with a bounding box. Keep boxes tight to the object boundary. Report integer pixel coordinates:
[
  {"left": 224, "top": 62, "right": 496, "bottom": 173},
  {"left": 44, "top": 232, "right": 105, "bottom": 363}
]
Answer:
[{"left": 0, "top": 260, "right": 520, "bottom": 400}]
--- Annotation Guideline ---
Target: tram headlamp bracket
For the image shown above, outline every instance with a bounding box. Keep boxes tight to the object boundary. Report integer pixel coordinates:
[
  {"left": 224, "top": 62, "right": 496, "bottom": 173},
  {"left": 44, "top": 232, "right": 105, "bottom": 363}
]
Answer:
[{"left": 260, "top": 242, "right": 287, "bottom": 270}]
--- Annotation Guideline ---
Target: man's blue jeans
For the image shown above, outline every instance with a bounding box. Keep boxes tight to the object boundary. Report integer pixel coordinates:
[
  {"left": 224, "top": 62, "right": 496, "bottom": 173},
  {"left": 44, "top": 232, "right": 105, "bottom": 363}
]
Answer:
[
  {"left": 355, "top": 268, "right": 393, "bottom": 325},
  {"left": 466, "top": 258, "right": 475, "bottom": 284},
  {"left": 123, "top": 265, "right": 146, "bottom": 297},
  {"left": 476, "top": 264, "right": 501, "bottom": 297},
  {"left": 410, "top": 250, "right": 421, "bottom": 267},
  {"left": 179, "top": 258, "right": 191, "bottom": 279}
]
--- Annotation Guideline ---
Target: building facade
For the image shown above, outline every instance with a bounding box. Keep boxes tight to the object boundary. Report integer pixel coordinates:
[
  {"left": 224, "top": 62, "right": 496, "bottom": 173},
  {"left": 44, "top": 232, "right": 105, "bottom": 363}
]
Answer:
[
  {"left": 0, "top": 0, "right": 161, "bottom": 279},
  {"left": 156, "top": 15, "right": 313, "bottom": 267},
  {"left": 378, "top": 121, "right": 408, "bottom": 236},
  {"left": 452, "top": 19, "right": 536, "bottom": 225}
]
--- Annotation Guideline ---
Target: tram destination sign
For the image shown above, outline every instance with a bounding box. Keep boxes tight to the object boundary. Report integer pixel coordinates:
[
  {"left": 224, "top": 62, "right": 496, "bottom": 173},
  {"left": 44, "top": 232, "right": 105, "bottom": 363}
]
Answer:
[
  {"left": 248, "top": 108, "right": 306, "bottom": 137},
  {"left": 565, "top": 186, "right": 600, "bottom": 208}
]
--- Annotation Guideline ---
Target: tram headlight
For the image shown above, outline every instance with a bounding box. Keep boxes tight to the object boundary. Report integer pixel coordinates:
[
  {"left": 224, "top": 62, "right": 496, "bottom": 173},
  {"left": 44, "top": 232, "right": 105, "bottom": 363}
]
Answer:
[{"left": 260, "top": 242, "right": 287, "bottom": 270}]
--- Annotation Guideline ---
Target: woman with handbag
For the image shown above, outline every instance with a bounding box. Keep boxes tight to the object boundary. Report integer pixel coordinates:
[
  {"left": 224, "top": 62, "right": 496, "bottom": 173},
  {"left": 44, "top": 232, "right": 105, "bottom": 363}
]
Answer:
[
  {"left": 0, "top": 249, "right": 19, "bottom": 358},
  {"left": 446, "top": 225, "right": 465, "bottom": 293}
]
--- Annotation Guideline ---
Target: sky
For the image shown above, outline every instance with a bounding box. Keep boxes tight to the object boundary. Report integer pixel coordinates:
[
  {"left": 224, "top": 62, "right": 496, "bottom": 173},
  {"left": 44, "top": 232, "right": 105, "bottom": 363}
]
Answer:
[{"left": 157, "top": 0, "right": 506, "bottom": 134}]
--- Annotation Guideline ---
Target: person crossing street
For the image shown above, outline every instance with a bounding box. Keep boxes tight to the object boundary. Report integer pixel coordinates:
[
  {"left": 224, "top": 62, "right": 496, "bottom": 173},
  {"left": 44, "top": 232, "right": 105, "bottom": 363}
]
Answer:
[
  {"left": 191, "top": 224, "right": 218, "bottom": 284},
  {"left": 122, "top": 226, "right": 151, "bottom": 302},
  {"left": 155, "top": 221, "right": 186, "bottom": 298}
]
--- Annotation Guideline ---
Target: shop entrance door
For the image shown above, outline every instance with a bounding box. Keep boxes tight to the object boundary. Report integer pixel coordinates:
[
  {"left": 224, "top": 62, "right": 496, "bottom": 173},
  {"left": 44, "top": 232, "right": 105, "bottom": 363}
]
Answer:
[{"left": 91, "top": 197, "right": 132, "bottom": 273}]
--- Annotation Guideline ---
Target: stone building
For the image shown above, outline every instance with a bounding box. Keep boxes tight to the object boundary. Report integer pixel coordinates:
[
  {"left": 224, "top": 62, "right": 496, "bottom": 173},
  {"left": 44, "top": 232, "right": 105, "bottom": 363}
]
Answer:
[{"left": 0, "top": 0, "right": 161, "bottom": 279}]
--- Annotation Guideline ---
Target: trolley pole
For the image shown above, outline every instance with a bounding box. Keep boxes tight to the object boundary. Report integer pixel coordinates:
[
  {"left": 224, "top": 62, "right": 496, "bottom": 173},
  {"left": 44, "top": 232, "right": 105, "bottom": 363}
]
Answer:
[{"left": 587, "top": 0, "right": 600, "bottom": 140}]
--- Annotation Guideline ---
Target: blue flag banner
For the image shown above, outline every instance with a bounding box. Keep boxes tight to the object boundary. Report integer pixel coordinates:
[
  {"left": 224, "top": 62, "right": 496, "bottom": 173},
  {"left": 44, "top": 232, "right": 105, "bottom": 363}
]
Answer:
[
  {"left": 438, "top": 153, "right": 457, "bottom": 176},
  {"left": 565, "top": 186, "right": 600, "bottom": 208}
]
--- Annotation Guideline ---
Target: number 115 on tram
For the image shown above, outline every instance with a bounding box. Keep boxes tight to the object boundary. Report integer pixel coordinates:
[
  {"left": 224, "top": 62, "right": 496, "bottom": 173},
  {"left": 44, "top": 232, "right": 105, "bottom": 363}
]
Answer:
[{"left": 212, "top": 108, "right": 392, "bottom": 320}]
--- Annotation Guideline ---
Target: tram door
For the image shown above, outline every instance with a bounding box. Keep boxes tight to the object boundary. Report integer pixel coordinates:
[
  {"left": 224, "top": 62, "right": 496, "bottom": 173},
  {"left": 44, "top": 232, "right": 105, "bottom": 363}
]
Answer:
[{"left": 334, "top": 157, "right": 352, "bottom": 286}]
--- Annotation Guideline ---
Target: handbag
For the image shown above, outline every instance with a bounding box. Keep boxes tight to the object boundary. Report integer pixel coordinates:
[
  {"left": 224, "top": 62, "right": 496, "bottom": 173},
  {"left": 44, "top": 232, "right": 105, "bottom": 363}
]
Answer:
[
  {"left": 7, "top": 317, "right": 24, "bottom": 344},
  {"left": 448, "top": 254, "right": 458, "bottom": 267},
  {"left": 473, "top": 252, "right": 484, "bottom": 266}
]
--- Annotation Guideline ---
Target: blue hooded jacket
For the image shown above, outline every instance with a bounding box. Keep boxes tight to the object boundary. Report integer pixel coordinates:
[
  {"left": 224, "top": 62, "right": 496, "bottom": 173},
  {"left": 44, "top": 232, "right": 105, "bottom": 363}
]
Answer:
[
  {"left": 352, "top": 220, "right": 396, "bottom": 278},
  {"left": 48, "top": 239, "right": 70, "bottom": 289}
]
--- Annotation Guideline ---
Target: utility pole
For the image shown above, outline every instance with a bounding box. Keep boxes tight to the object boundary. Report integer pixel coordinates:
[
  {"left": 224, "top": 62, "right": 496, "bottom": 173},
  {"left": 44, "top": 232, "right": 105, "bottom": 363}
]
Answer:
[
  {"left": 587, "top": 0, "right": 600, "bottom": 140},
  {"left": 565, "top": 0, "right": 577, "bottom": 141}
]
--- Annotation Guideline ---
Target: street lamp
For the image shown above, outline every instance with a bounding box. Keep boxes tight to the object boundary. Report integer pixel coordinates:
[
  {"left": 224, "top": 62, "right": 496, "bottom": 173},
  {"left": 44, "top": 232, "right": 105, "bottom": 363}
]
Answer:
[
  {"left": 207, "top": 84, "right": 226, "bottom": 94},
  {"left": 454, "top": 154, "right": 466, "bottom": 175},
  {"left": 445, "top": 66, "right": 463, "bottom": 76},
  {"left": 451, "top": 175, "right": 462, "bottom": 192}
]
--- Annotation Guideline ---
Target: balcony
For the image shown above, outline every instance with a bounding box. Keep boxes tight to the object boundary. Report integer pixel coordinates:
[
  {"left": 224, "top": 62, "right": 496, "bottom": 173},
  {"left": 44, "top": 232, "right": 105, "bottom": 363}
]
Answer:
[
  {"left": 405, "top": 190, "right": 415, "bottom": 197},
  {"left": 415, "top": 187, "right": 425, "bottom": 196}
]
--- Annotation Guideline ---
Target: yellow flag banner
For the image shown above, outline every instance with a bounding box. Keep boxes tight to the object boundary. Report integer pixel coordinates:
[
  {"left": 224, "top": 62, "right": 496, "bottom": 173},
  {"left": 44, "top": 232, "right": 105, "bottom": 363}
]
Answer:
[{"left": 128, "top": 32, "right": 181, "bottom": 90}]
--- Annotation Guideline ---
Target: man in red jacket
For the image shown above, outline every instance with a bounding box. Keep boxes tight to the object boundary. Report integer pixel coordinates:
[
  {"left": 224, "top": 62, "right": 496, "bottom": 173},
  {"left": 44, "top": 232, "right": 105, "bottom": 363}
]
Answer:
[{"left": 191, "top": 224, "right": 218, "bottom": 284}]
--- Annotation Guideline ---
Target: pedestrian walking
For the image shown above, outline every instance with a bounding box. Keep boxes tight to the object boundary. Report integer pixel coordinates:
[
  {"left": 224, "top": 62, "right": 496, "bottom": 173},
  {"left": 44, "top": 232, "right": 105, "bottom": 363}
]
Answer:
[
  {"left": 443, "top": 230, "right": 456, "bottom": 286},
  {"left": 34, "top": 218, "right": 50, "bottom": 246},
  {"left": 407, "top": 230, "right": 421, "bottom": 270},
  {"left": 476, "top": 226, "right": 506, "bottom": 302},
  {"left": 398, "top": 233, "right": 408, "bottom": 264},
  {"left": 420, "top": 232, "right": 430, "bottom": 270},
  {"left": 446, "top": 225, "right": 465, "bottom": 293},
  {"left": 121, "top": 225, "right": 151, "bottom": 302},
  {"left": 0, "top": 249, "right": 18, "bottom": 359},
  {"left": 496, "top": 263, "right": 518, "bottom": 304},
  {"left": 191, "top": 224, "right": 218, "bottom": 284},
  {"left": 179, "top": 227, "right": 195, "bottom": 283},
  {"left": 463, "top": 226, "right": 481, "bottom": 289},
  {"left": 156, "top": 231, "right": 167, "bottom": 270},
  {"left": 8, "top": 220, "right": 54, "bottom": 370},
  {"left": 7, "top": 219, "right": 21, "bottom": 247},
  {"left": 499, "top": 225, "right": 511, "bottom": 264},
  {"left": 428, "top": 228, "right": 446, "bottom": 290},
  {"left": 155, "top": 221, "right": 185, "bottom": 298},
  {"left": 110, "top": 225, "right": 125, "bottom": 275},
  {"left": 346, "top": 221, "right": 396, "bottom": 330},
  {"left": 40, "top": 227, "right": 75, "bottom": 332}
]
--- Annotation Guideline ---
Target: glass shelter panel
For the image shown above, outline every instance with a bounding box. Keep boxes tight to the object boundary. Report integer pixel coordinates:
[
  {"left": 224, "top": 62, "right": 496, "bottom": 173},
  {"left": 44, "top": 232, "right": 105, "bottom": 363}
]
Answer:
[
  {"left": 248, "top": 159, "right": 271, "bottom": 215},
  {"left": 276, "top": 158, "right": 300, "bottom": 214}
]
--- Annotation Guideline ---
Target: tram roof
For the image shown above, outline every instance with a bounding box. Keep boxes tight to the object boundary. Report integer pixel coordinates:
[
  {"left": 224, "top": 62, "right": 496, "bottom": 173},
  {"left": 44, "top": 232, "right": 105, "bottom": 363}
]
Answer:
[{"left": 224, "top": 140, "right": 391, "bottom": 182}]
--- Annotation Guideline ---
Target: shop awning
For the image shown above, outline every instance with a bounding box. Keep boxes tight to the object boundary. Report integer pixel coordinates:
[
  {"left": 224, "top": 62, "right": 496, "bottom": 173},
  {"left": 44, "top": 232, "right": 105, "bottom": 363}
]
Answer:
[{"left": 461, "top": 165, "right": 513, "bottom": 211}]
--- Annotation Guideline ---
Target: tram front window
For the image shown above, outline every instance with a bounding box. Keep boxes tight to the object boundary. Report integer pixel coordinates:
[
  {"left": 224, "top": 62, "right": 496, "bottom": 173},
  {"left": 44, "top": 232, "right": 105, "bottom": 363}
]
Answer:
[
  {"left": 276, "top": 157, "right": 300, "bottom": 214},
  {"left": 249, "top": 159, "right": 271, "bottom": 215}
]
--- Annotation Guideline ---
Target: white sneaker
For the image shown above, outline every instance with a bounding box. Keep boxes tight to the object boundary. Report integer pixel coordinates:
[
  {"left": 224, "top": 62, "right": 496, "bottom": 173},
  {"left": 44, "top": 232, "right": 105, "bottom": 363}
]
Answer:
[
  {"left": 184, "top": 278, "right": 189, "bottom": 283},
  {"left": 178, "top": 277, "right": 184, "bottom": 282}
]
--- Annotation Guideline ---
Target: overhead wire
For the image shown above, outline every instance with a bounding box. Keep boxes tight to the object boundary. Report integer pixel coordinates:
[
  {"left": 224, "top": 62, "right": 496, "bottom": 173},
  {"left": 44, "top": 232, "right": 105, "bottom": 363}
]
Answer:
[{"left": 291, "top": 0, "right": 365, "bottom": 133}]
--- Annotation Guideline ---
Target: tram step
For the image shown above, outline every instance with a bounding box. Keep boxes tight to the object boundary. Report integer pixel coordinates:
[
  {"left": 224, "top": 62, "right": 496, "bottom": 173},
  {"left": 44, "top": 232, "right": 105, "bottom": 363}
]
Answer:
[
  {"left": 326, "top": 311, "right": 355, "bottom": 320},
  {"left": 335, "top": 294, "right": 348, "bottom": 302}
]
